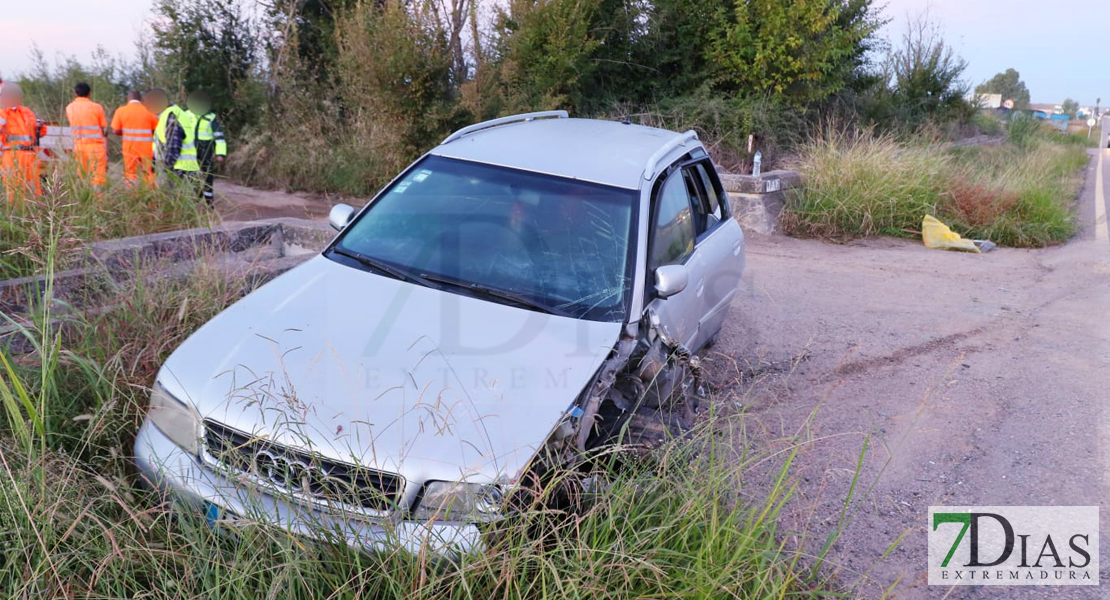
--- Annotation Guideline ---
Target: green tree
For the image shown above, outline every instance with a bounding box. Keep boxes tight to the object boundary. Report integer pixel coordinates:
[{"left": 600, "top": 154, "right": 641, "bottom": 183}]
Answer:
[
  {"left": 151, "top": 0, "right": 265, "bottom": 133},
  {"left": 267, "top": 0, "right": 358, "bottom": 83},
  {"left": 886, "top": 15, "right": 972, "bottom": 125},
  {"left": 1061, "top": 98, "right": 1078, "bottom": 118},
  {"left": 975, "top": 68, "right": 1030, "bottom": 109},
  {"left": 708, "top": 0, "right": 882, "bottom": 105},
  {"left": 478, "top": 0, "right": 603, "bottom": 113},
  {"left": 336, "top": 0, "right": 460, "bottom": 152},
  {"left": 581, "top": 0, "right": 726, "bottom": 110}
]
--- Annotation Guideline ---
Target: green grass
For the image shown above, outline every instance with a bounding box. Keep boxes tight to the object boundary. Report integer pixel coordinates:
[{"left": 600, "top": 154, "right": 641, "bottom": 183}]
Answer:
[
  {"left": 0, "top": 219, "right": 850, "bottom": 599},
  {"left": 0, "top": 156, "right": 212, "bottom": 280},
  {"left": 785, "top": 126, "right": 1089, "bottom": 247}
]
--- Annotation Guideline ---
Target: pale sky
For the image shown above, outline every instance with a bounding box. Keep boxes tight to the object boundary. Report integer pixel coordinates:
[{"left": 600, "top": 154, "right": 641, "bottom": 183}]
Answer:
[
  {"left": 0, "top": 0, "right": 152, "bottom": 77},
  {"left": 1, "top": 0, "right": 1106, "bottom": 106},
  {"left": 882, "top": 0, "right": 1107, "bottom": 106}
]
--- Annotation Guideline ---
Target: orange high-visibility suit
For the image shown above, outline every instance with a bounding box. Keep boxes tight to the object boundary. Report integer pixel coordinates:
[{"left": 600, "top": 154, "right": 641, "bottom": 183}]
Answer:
[
  {"left": 0, "top": 104, "right": 42, "bottom": 201},
  {"left": 66, "top": 97, "right": 108, "bottom": 186},
  {"left": 110, "top": 100, "right": 159, "bottom": 184}
]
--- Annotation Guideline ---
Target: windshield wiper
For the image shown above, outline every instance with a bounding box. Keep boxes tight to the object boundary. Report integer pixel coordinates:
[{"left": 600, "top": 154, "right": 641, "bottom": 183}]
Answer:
[
  {"left": 418, "top": 273, "right": 573, "bottom": 318},
  {"left": 331, "top": 247, "right": 441, "bottom": 290}
]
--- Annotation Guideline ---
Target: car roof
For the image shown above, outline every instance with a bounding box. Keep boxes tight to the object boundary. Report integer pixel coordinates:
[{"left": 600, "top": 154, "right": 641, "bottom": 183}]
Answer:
[{"left": 429, "top": 117, "right": 694, "bottom": 190}]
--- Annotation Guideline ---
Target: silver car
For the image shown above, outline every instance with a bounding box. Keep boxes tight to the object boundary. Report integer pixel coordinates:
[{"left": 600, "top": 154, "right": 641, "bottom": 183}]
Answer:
[{"left": 135, "top": 111, "right": 745, "bottom": 554}]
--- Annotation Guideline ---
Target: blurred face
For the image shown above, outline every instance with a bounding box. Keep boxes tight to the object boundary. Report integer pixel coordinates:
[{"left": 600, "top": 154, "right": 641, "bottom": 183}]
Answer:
[
  {"left": 146, "top": 93, "right": 169, "bottom": 114},
  {"left": 187, "top": 96, "right": 210, "bottom": 114},
  {"left": 0, "top": 86, "right": 22, "bottom": 109}
]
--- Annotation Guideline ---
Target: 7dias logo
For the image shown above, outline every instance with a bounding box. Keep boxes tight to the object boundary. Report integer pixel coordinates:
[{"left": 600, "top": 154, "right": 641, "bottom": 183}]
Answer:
[{"left": 928, "top": 506, "right": 1099, "bottom": 586}]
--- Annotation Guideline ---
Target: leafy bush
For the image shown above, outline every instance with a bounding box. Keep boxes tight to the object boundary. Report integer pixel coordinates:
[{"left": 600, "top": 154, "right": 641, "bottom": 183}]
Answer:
[
  {"left": 971, "top": 111, "right": 1004, "bottom": 136},
  {"left": 709, "top": 0, "right": 881, "bottom": 105}
]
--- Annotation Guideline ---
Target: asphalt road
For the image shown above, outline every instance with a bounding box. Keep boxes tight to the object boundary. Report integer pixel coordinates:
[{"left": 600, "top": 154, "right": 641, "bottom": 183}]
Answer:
[{"left": 710, "top": 152, "right": 1110, "bottom": 598}]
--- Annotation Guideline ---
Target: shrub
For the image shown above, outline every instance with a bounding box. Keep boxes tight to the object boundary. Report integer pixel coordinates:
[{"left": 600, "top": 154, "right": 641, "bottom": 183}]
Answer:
[
  {"left": 708, "top": 0, "right": 881, "bottom": 105},
  {"left": 786, "top": 128, "right": 1087, "bottom": 247},
  {"left": 1006, "top": 113, "right": 1048, "bottom": 149}
]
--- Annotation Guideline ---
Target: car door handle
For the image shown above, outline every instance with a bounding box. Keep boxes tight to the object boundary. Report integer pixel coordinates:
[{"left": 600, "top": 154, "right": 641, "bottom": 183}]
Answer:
[
  {"left": 732, "top": 241, "right": 742, "bottom": 256},
  {"left": 696, "top": 280, "right": 705, "bottom": 298}
]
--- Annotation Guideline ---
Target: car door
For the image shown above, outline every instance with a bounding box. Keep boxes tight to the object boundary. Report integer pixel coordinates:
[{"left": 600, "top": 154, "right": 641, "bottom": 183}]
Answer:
[
  {"left": 682, "top": 159, "right": 744, "bottom": 347},
  {"left": 644, "top": 166, "right": 710, "bottom": 350}
]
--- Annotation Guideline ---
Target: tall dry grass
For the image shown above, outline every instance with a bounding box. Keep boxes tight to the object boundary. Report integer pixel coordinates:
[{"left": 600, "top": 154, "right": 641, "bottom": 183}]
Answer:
[
  {"left": 1, "top": 156, "right": 212, "bottom": 280},
  {"left": 785, "top": 126, "right": 1088, "bottom": 247}
]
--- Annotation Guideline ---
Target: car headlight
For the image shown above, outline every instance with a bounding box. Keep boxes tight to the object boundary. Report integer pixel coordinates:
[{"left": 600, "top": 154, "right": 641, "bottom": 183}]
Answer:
[
  {"left": 148, "top": 381, "right": 202, "bottom": 457},
  {"left": 412, "top": 480, "right": 505, "bottom": 522}
]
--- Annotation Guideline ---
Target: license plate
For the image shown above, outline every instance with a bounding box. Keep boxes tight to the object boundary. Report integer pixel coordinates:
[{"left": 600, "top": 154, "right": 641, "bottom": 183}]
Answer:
[{"left": 203, "top": 501, "right": 236, "bottom": 528}]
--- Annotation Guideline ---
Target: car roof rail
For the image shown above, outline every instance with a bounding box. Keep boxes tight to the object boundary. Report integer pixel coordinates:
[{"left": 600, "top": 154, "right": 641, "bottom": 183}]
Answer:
[
  {"left": 440, "top": 110, "right": 569, "bottom": 145},
  {"left": 643, "top": 130, "right": 699, "bottom": 180}
]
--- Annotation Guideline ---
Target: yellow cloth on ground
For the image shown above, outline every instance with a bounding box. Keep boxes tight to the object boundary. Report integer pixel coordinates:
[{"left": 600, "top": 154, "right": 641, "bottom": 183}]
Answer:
[{"left": 922, "top": 215, "right": 980, "bottom": 253}]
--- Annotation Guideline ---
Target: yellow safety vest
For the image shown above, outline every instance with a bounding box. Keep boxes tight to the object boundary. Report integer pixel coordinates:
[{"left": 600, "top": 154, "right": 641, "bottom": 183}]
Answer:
[{"left": 155, "top": 105, "right": 199, "bottom": 172}]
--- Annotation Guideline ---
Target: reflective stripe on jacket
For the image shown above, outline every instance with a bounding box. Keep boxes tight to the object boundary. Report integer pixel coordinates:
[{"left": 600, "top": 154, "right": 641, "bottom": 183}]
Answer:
[
  {"left": 157, "top": 106, "right": 199, "bottom": 172},
  {"left": 195, "top": 112, "right": 227, "bottom": 156},
  {"left": 111, "top": 101, "right": 159, "bottom": 149},
  {"left": 176, "top": 110, "right": 200, "bottom": 171},
  {"left": 0, "top": 106, "right": 39, "bottom": 151},
  {"left": 65, "top": 97, "right": 107, "bottom": 143}
]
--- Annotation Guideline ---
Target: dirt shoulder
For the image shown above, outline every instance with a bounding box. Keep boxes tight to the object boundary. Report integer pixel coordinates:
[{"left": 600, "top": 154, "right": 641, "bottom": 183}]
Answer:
[
  {"left": 711, "top": 163, "right": 1110, "bottom": 597},
  {"left": 212, "top": 179, "right": 354, "bottom": 221}
]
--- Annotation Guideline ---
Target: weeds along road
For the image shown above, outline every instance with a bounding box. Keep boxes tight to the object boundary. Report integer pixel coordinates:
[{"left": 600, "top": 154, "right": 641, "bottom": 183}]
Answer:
[{"left": 706, "top": 150, "right": 1110, "bottom": 599}]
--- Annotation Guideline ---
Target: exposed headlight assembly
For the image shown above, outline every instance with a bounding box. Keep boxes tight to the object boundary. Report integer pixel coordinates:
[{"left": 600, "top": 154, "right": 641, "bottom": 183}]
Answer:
[
  {"left": 413, "top": 480, "right": 505, "bottom": 523},
  {"left": 148, "top": 381, "right": 202, "bottom": 457}
]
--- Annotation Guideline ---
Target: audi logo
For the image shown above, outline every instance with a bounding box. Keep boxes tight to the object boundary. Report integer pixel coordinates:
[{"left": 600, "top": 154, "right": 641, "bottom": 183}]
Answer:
[{"left": 252, "top": 450, "right": 334, "bottom": 494}]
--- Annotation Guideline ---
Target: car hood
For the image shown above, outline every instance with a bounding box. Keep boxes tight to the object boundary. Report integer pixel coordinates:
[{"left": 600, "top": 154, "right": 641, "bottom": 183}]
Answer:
[{"left": 159, "top": 256, "right": 622, "bottom": 484}]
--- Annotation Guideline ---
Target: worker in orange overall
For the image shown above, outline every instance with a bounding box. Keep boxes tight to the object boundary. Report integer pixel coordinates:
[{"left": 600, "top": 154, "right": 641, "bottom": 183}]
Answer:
[
  {"left": 65, "top": 82, "right": 108, "bottom": 186},
  {"left": 0, "top": 82, "right": 42, "bottom": 201},
  {"left": 110, "top": 90, "right": 159, "bottom": 185}
]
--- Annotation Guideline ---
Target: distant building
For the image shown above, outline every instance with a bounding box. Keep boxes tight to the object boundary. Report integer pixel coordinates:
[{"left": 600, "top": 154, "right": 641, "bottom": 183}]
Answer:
[{"left": 971, "top": 93, "right": 1003, "bottom": 109}]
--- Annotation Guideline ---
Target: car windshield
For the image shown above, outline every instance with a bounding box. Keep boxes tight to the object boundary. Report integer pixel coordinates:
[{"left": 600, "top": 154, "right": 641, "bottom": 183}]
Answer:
[{"left": 332, "top": 155, "right": 638, "bottom": 322}]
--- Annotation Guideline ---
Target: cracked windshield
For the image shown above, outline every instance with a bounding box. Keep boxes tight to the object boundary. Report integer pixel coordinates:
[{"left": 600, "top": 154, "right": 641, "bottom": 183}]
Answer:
[{"left": 335, "top": 155, "right": 636, "bottom": 321}]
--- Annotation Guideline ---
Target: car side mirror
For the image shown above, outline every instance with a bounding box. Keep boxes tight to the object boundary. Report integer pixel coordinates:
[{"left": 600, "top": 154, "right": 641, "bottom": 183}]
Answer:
[
  {"left": 329, "top": 203, "right": 355, "bottom": 231},
  {"left": 654, "top": 264, "right": 689, "bottom": 299}
]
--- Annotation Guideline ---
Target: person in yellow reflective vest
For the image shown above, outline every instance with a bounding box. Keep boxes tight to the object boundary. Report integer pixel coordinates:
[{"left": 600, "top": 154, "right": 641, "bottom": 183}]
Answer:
[
  {"left": 154, "top": 93, "right": 199, "bottom": 193},
  {"left": 185, "top": 90, "right": 226, "bottom": 205}
]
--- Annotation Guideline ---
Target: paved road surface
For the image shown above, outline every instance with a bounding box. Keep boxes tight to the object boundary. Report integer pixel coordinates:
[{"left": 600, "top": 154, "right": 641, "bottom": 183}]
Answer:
[{"left": 711, "top": 151, "right": 1110, "bottom": 598}]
